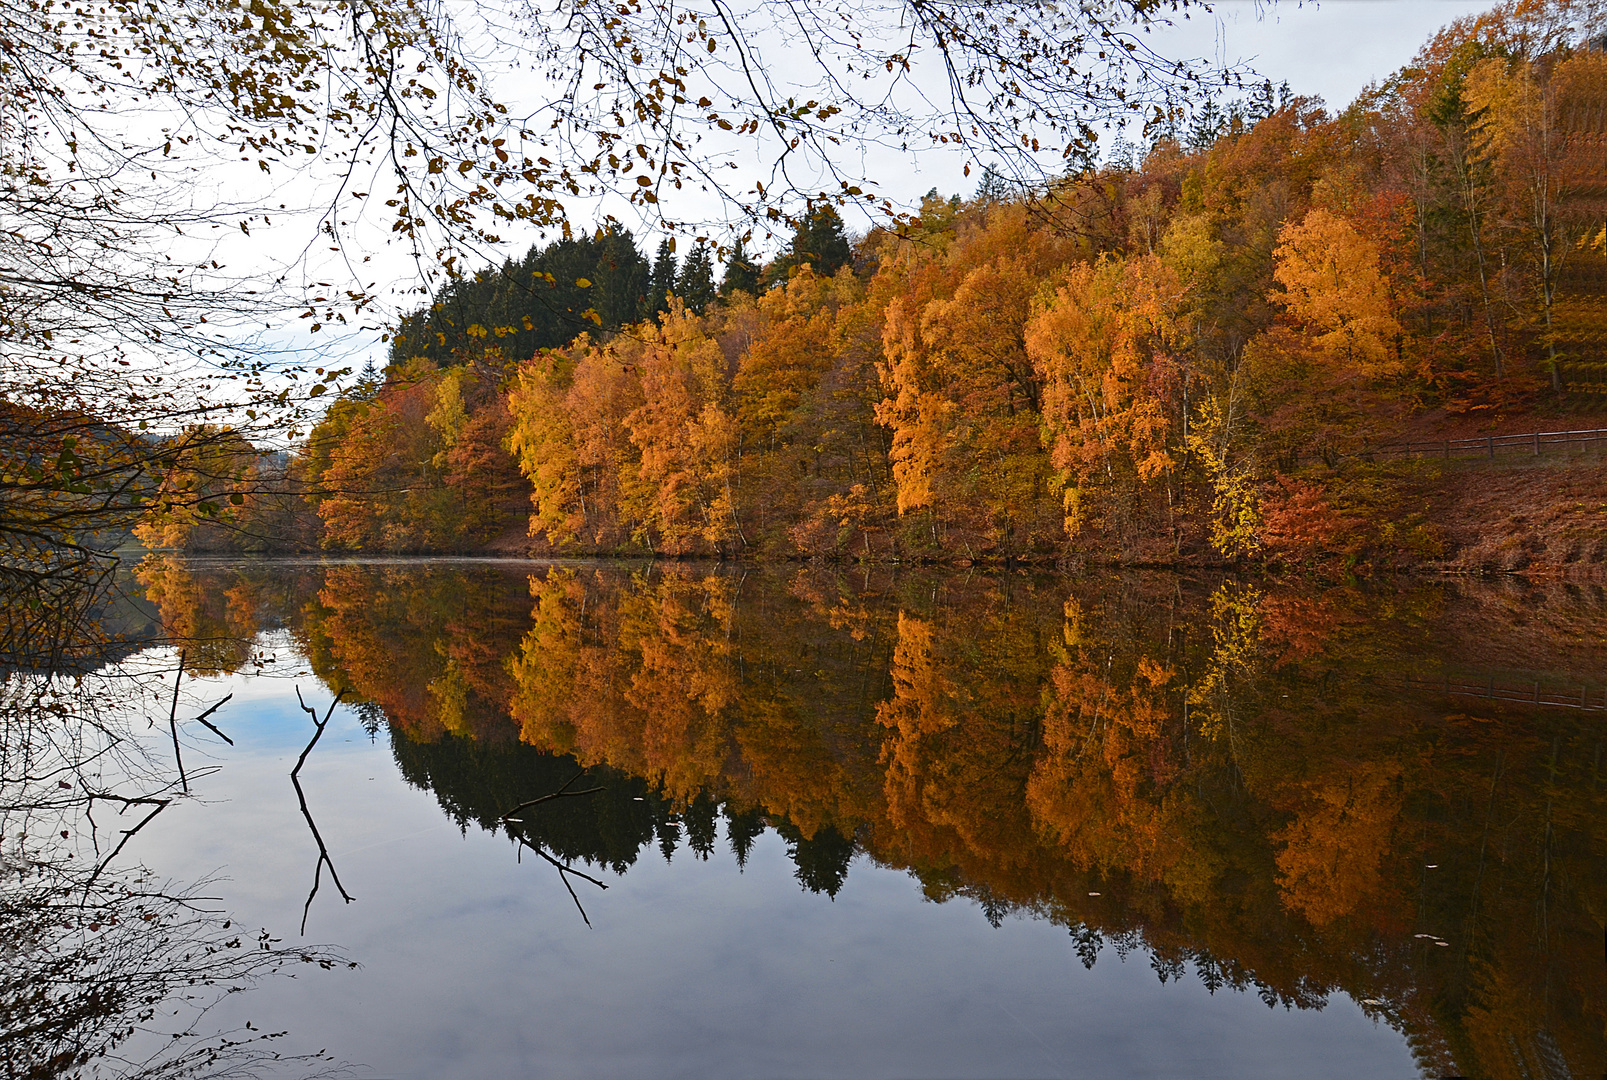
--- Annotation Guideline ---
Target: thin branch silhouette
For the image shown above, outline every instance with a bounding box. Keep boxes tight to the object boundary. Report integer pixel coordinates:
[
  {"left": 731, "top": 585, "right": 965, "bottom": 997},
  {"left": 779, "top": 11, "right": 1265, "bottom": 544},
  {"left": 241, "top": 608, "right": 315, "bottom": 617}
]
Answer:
[
  {"left": 293, "top": 685, "right": 353, "bottom": 934},
  {"left": 514, "top": 834, "right": 610, "bottom": 928},
  {"left": 166, "top": 650, "right": 188, "bottom": 792},
  {"left": 501, "top": 770, "right": 608, "bottom": 927},
  {"left": 190, "top": 692, "right": 235, "bottom": 745},
  {"left": 499, "top": 769, "right": 605, "bottom": 822}
]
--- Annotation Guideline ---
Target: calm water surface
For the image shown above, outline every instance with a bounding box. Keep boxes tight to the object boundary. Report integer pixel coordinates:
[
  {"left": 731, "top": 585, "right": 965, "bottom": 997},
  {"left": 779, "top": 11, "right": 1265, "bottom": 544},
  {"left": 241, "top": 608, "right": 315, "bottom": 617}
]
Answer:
[{"left": 75, "top": 560, "right": 1607, "bottom": 1077}]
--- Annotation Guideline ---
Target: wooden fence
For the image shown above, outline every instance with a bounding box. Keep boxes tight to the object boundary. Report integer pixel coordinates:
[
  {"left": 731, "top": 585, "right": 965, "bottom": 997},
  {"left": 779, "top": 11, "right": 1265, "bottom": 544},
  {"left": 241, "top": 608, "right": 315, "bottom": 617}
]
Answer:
[
  {"left": 1400, "top": 674, "right": 1607, "bottom": 712},
  {"left": 1365, "top": 427, "right": 1607, "bottom": 462}
]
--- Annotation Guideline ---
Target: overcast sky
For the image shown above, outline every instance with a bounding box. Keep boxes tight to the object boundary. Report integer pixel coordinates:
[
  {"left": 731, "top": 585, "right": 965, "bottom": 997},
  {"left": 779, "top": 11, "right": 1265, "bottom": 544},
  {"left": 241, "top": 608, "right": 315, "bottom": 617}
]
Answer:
[
  {"left": 1148, "top": 0, "right": 1488, "bottom": 119},
  {"left": 269, "top": 0, "right": 1496, "bottom": 382}
]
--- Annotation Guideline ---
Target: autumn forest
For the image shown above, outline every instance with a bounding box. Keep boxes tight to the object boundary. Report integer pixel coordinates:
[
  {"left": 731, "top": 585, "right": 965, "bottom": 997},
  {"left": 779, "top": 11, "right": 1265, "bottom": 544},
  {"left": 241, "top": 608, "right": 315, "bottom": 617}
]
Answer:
[
  {"left": 14, "top": 0, "right": 1607, "bottom": 1074},
  {"left": 136, "top": 6, "right": 1607, "bottom": 569}
]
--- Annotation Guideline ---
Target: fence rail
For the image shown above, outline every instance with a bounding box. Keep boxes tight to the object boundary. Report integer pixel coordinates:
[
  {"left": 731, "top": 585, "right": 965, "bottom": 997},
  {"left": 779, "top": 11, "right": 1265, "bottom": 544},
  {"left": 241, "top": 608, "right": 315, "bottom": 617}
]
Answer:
[
  {"left": 1400, "top": 674, "right": 1607, "bottom": 712},
  {"left": 1366, "top": 427, "right": 1607, "bottom": 461}
]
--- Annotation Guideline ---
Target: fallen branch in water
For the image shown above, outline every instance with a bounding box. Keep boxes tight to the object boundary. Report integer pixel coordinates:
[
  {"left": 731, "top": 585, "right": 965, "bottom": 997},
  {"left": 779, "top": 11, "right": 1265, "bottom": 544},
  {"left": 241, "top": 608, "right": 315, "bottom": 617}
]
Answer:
[
  {"left": 499, "top": 770, "right": 604, "bottom": 822},
  {"left": 292, "top": 685, "right": 351, "bottom": 934},
  {"left": 514, "top": 834, "right": 609, "bottom": 928},
  {"left": 501, "top": 770, "right": 608, "bottom": 926}
]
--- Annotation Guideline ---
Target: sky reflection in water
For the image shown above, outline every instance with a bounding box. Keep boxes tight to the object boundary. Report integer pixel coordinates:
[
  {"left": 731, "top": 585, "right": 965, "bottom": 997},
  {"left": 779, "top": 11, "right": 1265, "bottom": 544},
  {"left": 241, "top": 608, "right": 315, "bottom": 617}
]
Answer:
[{"left": 115, "top": 558, "right": 1607, "bottom": 1079}]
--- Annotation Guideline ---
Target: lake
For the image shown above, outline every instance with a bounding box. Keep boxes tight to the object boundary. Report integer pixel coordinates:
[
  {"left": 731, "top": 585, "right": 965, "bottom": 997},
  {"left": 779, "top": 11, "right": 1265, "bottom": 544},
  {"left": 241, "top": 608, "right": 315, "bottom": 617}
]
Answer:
[{"left": 12, "top": 557, "right": 1606, "bottom": 1078}]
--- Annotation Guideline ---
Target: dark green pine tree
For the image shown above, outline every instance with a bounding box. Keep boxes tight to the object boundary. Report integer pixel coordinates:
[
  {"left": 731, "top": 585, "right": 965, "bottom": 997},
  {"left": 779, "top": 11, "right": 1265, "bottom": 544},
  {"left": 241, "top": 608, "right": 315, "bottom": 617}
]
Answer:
[
  {"left": 777, "top": 820, "right": 855, "bottom": 898},
  {"left": 1186, "top": 97, "right": 1224, "bottom": 153},
  {"left": 355, "top": 359, "right": 381, "bottom": 401},
  {"left": 683, "top": 793, "right": 719, "bottom": 860},
  {"left": 790, "top": 205, "right": 853, "bottom": 277},
  {"left": 719, "top": 237, "right": 760, "bottom": 297},
  {"left": 725, "top": 806, "right": 767, "bottom": 870},
  {"left": 589, "top": 227, "right": 652, "bottom": 328},
  {"left": 648, "top": 239, "right": 678, "bottom": 318},
  {"left": 975, "top": 165, "right": 1012, "bottom": 204},
  {"left": 386, "top": 230, "right": 650, "bottom": 366},
  {"left": 765, "top": 204, "right": 854, "bottom": 287},
  {"left": 676, "top": 244, "right": 716, "bottom": 314},
  {"left": 655, "top": 814, "right": 681, "bottom": 863}
]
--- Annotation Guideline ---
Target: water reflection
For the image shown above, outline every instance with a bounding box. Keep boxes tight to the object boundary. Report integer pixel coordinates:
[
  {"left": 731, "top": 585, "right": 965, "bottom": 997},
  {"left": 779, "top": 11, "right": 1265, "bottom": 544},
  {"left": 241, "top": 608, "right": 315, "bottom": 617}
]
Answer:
[
  {"left": 136, "top": 556, "right": 1607, "bottom": 1079},
  {"left": 0, "top": 560, "right": 349, "bottom": 1080}
]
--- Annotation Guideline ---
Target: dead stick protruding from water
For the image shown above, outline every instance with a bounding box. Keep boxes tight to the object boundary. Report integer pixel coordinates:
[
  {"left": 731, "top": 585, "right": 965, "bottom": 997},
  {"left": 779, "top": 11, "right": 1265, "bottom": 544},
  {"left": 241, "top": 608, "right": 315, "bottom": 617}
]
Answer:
[
  {"left": 293, "top": 686, "right": 352, "bottom": 934},
  {"left": 499, "top": 770, "right": 604, "bottom": 822},
  {"left": 167, "top": 650, "right": 188, "bottom": 793}
]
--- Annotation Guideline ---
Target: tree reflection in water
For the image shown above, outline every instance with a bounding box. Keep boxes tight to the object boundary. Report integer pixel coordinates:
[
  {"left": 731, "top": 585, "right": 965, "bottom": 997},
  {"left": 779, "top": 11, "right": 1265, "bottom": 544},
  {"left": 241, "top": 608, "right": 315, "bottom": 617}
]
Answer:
[
  {"left": 136, "top": 555, "right": 1607, "bottom": 1080},
  {"left": 1, "top": 558, "right": 349, "bottom": 1079}
]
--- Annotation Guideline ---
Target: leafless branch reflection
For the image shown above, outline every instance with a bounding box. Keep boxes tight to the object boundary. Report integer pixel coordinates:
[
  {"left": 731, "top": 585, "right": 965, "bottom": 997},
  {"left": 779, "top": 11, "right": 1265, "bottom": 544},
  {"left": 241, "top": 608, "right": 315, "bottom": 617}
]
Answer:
[
  {"left": 292, "top": 687, "right": 354, "bottom": 936},
  {"left": 2, "top": 558, "right": 355, "bottom": 1078},
  {"left": 498, "top": 770, "right": 606, "bottom": 823},
  {"left": 503, "top": 772, "right": 608, "bottom": 928},
  {"left": 513, "top": 834, "right": 610, "bottom": 929}
]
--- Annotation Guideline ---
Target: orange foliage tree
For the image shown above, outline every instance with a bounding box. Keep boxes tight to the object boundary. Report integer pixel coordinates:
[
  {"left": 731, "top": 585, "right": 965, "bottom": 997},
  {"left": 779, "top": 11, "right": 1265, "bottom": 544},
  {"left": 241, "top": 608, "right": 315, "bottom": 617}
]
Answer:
[{"left": 1026, "top": 253, "right": 1185, "bottom": 541}]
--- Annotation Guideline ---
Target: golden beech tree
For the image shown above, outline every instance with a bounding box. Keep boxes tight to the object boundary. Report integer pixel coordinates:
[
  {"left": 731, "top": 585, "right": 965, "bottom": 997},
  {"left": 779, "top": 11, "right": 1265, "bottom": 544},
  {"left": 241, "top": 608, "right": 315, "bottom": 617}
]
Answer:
[
  {"left": 733, "top": 267, "right": 860, "bottom": 450},
  {"left": 617, "top": 574, "right": 742, "bottom": 799},
  {"left": 567, "top": 339, "right": 650, "bottom": 546},
  {"left": 730, "top": 266, "right": 886, "bottom": 553},
  {"left": 1025, "top": 598, "right": 1195, "bottom": 892},
  {"left": 133, "top": 427, "right": 264, "bottom": 552},
  {"left": 439, "top": 394, "right": 528, "bottom": 541},
  {"left": 1271, "top": 762, "right": 1405, "bottom": 928},
  {"left": 623, "top": 304, "right": 743, "bottom": 554},
  {"left": 873, "top": 206, "right": 1074, "bottom": 552},
  {"left": 507, "top": 570, "right": 599, "bottom": 753},
  {"left": 872, "top": 594, "right": 1054, "bottom": 883},
  {"left": 506, "top": 335, "right": 646, "bottom": 550},
  {"left": 1270, "top": 208, "right": 1405, "bottom": 378},
  {"left": 314, "top": 359, "right": 523, "bottom": 552},
  {"left": 133, "top": 556, "right": 261, "bottom": 676},
  {"left": 1025, "top": 253, "right": 1185, "bottom": 538},
  {"left": 506, "top": 354, "right": 586, "bottom": 545},
  {"left": 317, "top": 369, "right": 452, "bottom": 552}
]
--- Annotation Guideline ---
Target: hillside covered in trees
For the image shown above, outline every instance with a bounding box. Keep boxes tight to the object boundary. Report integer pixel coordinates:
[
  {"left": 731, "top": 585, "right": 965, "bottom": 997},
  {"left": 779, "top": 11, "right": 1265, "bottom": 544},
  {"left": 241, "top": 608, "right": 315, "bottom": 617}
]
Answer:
[{"left": 140, "top": 3, "right": 1607, "bottom": 569}]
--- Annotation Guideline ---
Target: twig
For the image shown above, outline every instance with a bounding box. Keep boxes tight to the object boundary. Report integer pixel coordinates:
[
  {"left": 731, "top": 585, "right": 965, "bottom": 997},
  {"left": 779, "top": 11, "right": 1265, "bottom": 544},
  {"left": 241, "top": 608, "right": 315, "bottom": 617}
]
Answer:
[
  {"left": 167, "top": 650, "right": 188, "bottom": 793},
  {"left": 524, "top": 842, "right": 609, "bottom": 890},
  {"left": 190, "top": 693, "right": 234, "bottom": 745},
  {"left": 516, "top": 836, "right": 609, "bottom": 928},
  {"left": 498, "top": 771, "right": 609, "bottom": 926},
  {"left": 499, "top": 770, "right": 604, "bottom": 822},
  {"left": 82, "top": 793, "right": 172, "bottom": 899},
  {"left": 292, "top": 686, "right": 352, "bottom": 934}
]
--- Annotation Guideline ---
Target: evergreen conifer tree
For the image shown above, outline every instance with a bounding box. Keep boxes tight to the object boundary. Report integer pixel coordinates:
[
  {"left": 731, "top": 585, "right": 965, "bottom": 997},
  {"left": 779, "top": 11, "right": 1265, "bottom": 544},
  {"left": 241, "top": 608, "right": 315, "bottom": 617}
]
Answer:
[
  {"left": 676, "top": 244, "right": 717, "bottom": 313},
  {"left": 790, "top": 205, "right": 853, "bottom": 277},
  {"left": 720, "top": 237, "right": 761, "bottom": 296},
  {"left": 649, "top": 239, "right": 679, "bottom": 317},
  {"left": 726, "top": 808, "right": 767, "bottom": 870},
  {"left": 976, "top": 166, "right": 1012, "bottom": 203}
]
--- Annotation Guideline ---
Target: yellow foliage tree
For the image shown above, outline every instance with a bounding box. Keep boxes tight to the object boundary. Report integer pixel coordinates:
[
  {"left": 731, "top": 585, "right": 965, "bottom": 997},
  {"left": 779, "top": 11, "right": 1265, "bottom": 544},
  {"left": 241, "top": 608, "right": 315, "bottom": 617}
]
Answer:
[
  {"left": 623, "top": 303, "right": 743, "bottom": 554},
  {"left": 1025, "top": 253, "right": 1184, "bottom": 537},
  {"left": 1272, "top": 762, "right": 1403, "bottom": 927},
  {"left": 506, "top": 354, "right": 585, "bottom": 545},
  {"left": 1270, "top": 208, "right": 1404, "bottom": 378}
]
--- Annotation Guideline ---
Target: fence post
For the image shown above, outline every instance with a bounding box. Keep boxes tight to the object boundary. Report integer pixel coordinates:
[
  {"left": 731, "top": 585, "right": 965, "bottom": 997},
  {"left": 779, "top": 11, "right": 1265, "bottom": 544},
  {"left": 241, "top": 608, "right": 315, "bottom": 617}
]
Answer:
[
  {"left": 1534, "top": 432, "right": 1541, "bottom": 456},
  {"left": 1443, "top": 440, "right": 1450, "bottom": 459},
  {"left": 1487, "top": 435, "right": 1494, "bottom": 459}
]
